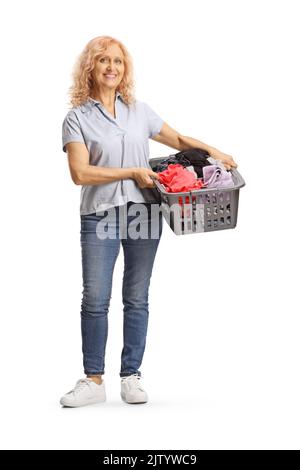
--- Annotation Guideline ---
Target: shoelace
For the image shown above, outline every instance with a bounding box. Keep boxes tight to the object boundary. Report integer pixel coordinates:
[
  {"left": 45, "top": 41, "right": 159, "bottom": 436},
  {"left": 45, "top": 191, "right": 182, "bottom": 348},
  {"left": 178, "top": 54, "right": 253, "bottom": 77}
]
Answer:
[
  {"left": 67, "top": 378, "right": 92, "bottom": 395},
  {"left": 122, "top": 374, "right": 145, "bottom": 391}
]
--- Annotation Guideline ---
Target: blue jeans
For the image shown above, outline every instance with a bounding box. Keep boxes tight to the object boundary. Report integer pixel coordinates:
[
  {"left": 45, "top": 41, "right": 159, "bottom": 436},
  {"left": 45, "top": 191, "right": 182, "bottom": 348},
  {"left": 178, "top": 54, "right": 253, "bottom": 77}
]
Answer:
[{"left": 80, "top": 201, "right": 163, "bottom": 378}]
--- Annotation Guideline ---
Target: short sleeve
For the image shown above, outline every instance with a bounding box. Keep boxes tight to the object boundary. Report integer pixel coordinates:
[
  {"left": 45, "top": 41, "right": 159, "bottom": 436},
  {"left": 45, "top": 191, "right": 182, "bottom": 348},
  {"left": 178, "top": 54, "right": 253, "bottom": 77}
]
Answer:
[
  {"left": 143, "top": 102, "right": 164, "bottom": 139},
  {"left": 62, "top": 111, "right": 85, "bottom": 152}
]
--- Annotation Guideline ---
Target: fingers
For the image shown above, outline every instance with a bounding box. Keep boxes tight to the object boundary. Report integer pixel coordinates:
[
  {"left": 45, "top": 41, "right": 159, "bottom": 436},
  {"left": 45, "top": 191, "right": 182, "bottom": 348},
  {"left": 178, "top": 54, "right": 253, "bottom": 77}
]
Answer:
[
  {"left": 225, "top": 163, "right": 237, "bottom": 170},
  {"left": 222, "top": 154, "right": 238, "bottom": 169},
  {"left": 229, "top": 159, "right": 238, "bottom": 169},
  {"left": 150, "top": 170, "right": 160, "bottom": 179},
  {"left": 138, "top": 173, "right": 157, "bottom": 188},
  {"left": 224, "top": 157, "right": 238, "bottom": 170},
  {"left": 147, "top": 176, "right": 156, "bottom": 187}
]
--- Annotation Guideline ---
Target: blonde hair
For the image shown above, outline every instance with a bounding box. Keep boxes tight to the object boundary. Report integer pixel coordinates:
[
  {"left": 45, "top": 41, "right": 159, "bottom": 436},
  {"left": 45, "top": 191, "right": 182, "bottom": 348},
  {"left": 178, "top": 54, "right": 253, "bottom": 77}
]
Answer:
[{"left": 67, "top": 35, "right": 136, "bottom": 108}]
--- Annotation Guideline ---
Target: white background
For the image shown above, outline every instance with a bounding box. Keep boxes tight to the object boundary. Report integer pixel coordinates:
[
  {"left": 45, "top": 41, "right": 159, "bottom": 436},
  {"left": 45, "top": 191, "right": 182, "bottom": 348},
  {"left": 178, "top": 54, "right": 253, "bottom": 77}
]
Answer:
[{"left": 0, "top": 0, "right": 299, "bottom": 450}]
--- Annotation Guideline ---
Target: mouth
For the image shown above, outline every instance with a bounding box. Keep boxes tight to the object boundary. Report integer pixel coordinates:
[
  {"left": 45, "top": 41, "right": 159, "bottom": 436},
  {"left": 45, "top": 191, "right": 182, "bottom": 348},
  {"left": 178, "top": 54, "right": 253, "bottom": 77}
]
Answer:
[{"left": 104, "top": 74, "right": 117, "bottom": 79}]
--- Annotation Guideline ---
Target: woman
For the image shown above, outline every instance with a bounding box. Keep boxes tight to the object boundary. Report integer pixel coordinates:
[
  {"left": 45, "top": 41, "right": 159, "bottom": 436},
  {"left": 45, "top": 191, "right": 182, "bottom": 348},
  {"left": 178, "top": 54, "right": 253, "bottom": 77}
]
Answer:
[{"left": 60, "top": 35, "right": 237, "bottom": 408}]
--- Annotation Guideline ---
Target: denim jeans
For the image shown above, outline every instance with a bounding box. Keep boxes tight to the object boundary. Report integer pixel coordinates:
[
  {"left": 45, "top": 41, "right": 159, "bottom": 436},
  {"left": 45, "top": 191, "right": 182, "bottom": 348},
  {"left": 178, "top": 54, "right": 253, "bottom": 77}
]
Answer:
[{"left": 80, "top": 201, "right": 163, "bottom": 378}]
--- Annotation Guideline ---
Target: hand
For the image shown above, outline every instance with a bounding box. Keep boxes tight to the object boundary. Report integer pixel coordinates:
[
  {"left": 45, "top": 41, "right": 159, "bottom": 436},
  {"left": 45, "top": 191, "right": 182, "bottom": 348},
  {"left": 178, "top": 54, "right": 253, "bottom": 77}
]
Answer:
[
  {"left": 209, "top": 148, "right": 238, "bottom": 170},
  {"left": 131, "top": 167, "right": 160, "bottom": 189}
]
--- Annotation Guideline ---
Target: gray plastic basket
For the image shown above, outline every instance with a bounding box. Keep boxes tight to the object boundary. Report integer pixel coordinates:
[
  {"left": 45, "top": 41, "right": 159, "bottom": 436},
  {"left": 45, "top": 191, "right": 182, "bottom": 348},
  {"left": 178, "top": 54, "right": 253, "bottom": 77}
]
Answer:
[{"left": 149, "top": 156, "right": 246, "bottom": 235}]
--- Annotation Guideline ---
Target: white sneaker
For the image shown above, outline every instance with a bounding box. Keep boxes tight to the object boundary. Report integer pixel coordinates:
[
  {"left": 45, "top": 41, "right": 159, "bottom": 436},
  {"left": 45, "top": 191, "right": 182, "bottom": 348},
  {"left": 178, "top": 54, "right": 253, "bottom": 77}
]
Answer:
[
  {"left": 120, "top": 374, "right": 148, "bottom": 404},
  {"left": 60, "top": 378, "right": 106, "bottom": 407}
]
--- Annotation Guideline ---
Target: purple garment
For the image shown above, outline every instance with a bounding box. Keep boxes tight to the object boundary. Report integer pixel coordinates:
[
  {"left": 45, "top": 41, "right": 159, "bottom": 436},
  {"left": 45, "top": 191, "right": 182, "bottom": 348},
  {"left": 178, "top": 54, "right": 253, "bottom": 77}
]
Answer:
[{"left": 203, "top": 164, "right": 234, "bottom": 189}]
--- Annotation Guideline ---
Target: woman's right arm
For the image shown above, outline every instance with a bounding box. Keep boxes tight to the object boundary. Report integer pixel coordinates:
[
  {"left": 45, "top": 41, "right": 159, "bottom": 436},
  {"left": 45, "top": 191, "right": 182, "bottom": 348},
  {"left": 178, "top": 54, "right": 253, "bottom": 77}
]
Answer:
[{"left": 66, "top": 142, "right": 159, "bottom": 188}]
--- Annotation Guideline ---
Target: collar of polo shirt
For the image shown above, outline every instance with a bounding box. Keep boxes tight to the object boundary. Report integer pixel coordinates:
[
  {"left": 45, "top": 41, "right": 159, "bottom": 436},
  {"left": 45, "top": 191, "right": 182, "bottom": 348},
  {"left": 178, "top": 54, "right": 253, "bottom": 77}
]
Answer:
[{"left": 80, "top": 91, "right": 123, "bottom": 113}]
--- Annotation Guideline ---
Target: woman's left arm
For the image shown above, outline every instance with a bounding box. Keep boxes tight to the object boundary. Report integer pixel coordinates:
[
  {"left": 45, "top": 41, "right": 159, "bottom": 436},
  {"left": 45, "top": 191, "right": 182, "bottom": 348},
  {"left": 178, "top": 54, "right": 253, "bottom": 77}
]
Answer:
[{"left": 151, "top": 122, "right": 238, "bottom": 170}]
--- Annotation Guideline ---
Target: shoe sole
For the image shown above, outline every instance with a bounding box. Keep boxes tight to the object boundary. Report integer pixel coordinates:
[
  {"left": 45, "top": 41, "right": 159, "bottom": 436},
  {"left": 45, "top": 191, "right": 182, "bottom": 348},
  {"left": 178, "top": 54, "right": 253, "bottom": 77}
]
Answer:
[
  {"left": 120, "top": 392, "right": 148, "bottom": 404},
  {"left": 60, "top": 396, "right": 106, "bottom": 407}
]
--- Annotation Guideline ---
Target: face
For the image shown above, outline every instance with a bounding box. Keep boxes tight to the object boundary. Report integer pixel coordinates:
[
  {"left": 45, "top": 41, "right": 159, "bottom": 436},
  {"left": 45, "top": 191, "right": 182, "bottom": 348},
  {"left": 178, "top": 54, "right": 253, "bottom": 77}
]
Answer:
[{"left": 91, "top": 43, "right": 125, "bottom": 93}]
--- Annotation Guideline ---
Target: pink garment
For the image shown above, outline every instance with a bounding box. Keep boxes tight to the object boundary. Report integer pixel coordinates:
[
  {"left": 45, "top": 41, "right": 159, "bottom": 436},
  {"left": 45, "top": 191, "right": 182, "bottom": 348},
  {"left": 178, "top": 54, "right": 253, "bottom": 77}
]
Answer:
[
  {"left": 158, "top": 164, "right": 205, "bottom": 193},
  {"left": 202, "top": 164, "right": 234, "bottom": 188}
]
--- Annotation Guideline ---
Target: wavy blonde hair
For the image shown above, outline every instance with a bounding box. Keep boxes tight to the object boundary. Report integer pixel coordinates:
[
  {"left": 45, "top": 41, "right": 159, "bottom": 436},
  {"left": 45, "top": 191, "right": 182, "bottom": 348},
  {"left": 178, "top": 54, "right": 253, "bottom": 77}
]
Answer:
[{"left": 67, "top": 35, "right": 136, "bottom": 108}]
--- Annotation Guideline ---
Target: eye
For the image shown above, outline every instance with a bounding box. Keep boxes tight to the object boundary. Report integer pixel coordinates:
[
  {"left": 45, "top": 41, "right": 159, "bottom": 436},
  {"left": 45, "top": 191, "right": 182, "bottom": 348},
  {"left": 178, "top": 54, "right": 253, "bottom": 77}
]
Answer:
[{"left": 99, "top": 57, "right": 122, "bottom": 63}]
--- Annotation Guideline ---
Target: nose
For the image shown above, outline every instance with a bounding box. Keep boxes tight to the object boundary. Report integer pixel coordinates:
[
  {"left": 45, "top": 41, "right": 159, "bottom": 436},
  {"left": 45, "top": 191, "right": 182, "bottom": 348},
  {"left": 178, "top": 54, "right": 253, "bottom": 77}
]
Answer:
[
  {"left": 107, "top": 67, "right": 116, "bottom": 74},
  {"left": 107, "top": 60, "right": 116, "bottom": 71}
]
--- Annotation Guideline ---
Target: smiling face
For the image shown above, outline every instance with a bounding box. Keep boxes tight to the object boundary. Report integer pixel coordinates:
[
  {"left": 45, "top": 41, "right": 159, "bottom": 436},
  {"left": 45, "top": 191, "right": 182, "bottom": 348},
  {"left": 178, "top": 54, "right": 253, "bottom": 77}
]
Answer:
[{"left": 91, "top": 43, "right": 125, "bottom": 93}]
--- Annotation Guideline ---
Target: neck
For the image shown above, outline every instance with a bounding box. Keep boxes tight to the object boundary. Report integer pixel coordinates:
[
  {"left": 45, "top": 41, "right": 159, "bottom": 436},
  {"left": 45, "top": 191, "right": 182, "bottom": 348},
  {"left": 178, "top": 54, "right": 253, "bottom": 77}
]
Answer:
[{"left": 90, "top": 87, "right": 117, "bottom": 106}]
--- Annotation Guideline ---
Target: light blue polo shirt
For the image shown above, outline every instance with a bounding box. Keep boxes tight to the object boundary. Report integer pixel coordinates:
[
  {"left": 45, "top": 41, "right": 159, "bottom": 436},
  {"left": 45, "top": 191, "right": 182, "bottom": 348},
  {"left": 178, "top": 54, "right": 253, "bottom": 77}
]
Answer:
[{"left": 62, "top": 92, "right": 164, "bottom": 215}]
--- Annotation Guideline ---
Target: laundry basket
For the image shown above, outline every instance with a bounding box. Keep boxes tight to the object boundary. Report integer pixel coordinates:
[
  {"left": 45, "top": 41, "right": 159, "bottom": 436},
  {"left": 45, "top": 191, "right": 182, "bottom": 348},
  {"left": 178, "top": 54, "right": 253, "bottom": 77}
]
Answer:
[{"left": 149, "top": 156, "right": 246, "bottom": 235}]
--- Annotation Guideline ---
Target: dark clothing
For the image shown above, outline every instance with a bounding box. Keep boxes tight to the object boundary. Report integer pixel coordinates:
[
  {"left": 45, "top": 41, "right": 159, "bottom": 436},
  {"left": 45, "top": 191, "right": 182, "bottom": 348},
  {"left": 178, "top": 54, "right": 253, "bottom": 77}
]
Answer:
[{"left": 152, "top": 148, "right": 211, "bottom": 178}]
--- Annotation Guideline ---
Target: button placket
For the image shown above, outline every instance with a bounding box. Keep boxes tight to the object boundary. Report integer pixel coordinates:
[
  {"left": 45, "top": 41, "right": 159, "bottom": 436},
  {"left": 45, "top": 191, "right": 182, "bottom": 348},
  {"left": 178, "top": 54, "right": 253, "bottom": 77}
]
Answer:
[{"left": 121, "top": 133, "right": 125, "bottom": 196}]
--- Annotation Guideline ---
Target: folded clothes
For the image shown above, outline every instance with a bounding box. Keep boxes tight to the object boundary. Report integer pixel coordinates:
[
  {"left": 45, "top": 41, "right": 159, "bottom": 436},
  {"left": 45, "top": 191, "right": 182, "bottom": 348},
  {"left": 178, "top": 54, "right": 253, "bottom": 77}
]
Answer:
[
  {"left": 173, "top": 148, "right": 211, "bottom": 178},
  {"left": 185, "top": 165, "right": 198, "bottom": 178},
  {"left": 202, "top": 164, "right": 234, "bottom": 188},
  {"left": 207, "top": 156, "right": 226, "bottom": 170},
  {"left": 152, "top": 148, "right": 212, "bottom": 177},
  {"left": 158, "top": 164, "right": 205, "bottom": 192},
  {"left": 152, "top": 154, "right": 192, "bottom": 173},
  {"left": 153, "top": 148, "right": 235, "bottom": 192}
]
